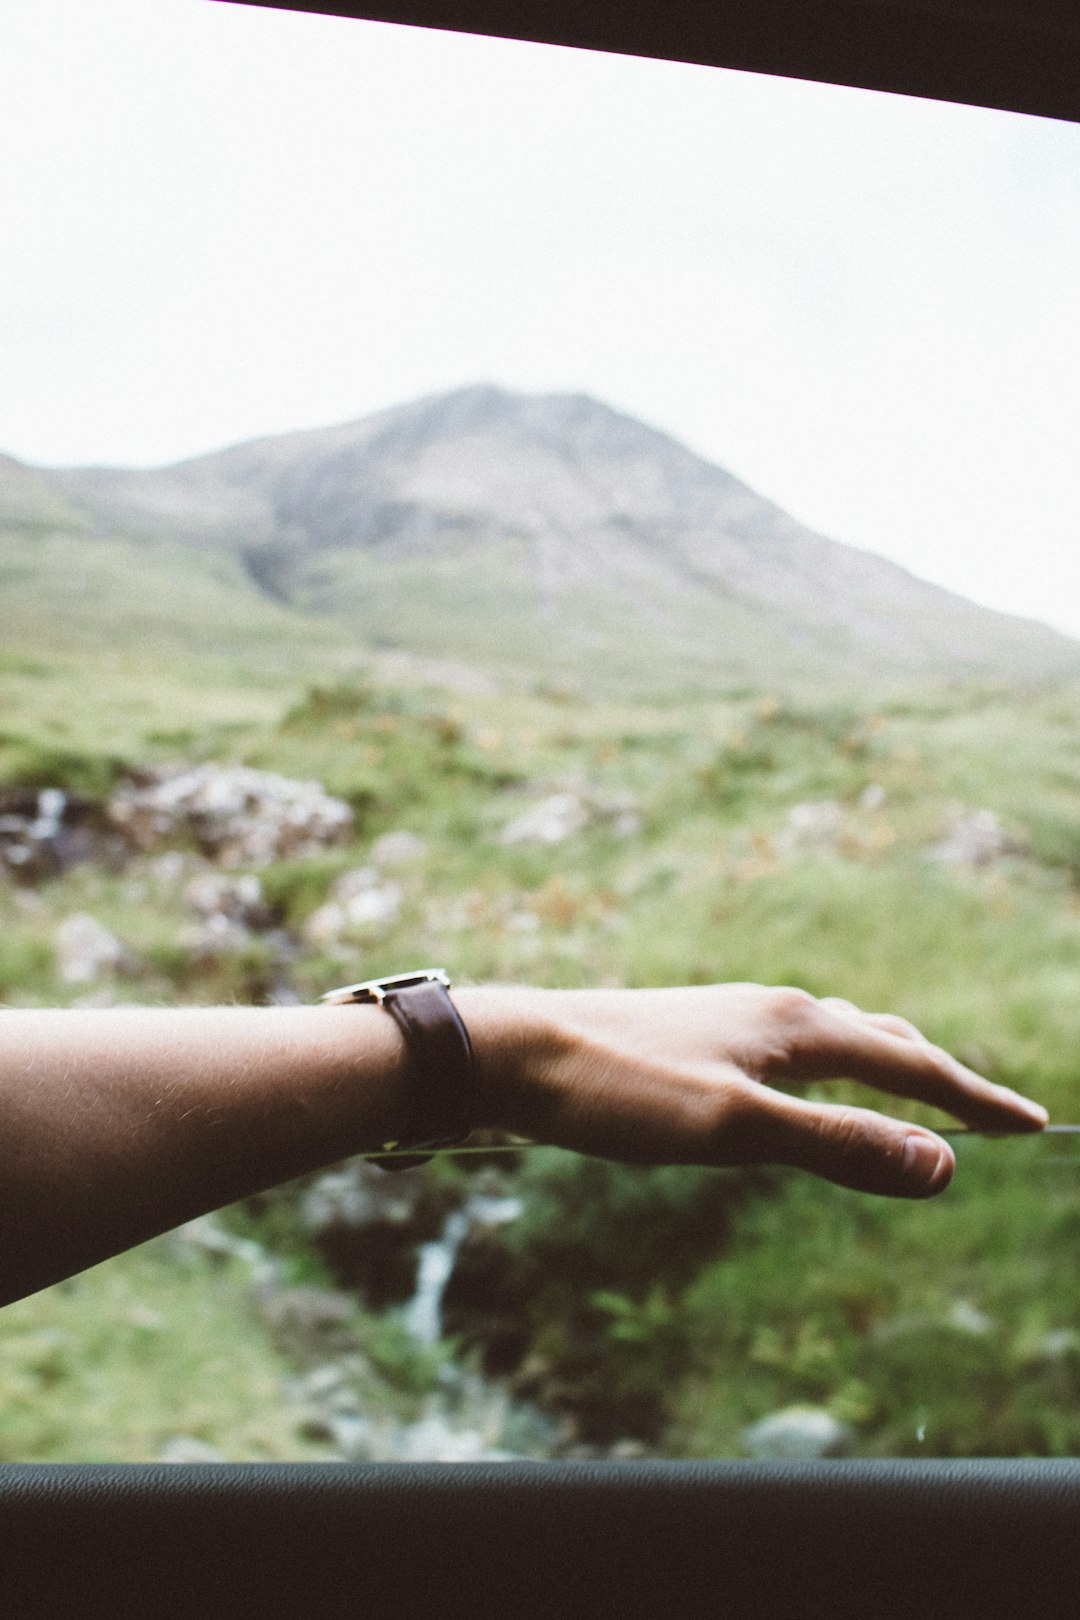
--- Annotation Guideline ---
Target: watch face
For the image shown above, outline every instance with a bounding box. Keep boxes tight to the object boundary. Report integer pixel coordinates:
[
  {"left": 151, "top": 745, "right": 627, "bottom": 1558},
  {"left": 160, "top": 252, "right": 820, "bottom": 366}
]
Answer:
[{"left": 320, "top": 969, "right": 450, "bottom": 1004}]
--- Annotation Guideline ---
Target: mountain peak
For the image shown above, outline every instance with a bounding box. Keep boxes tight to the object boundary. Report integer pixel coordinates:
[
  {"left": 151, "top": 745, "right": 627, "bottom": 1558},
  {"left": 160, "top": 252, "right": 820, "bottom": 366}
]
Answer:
[{"left": 26, "top": 385, "right": 1080, "bottom": 691}]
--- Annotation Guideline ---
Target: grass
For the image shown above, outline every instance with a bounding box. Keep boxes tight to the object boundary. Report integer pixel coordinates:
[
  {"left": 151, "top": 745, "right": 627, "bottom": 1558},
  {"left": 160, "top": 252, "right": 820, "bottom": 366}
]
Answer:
[
  {"left": 0, "top": 1241, "right": 332, "bottom": 1463},
  {"left": 4, "top": 585, "right": 1080, "bottom": 1456}
]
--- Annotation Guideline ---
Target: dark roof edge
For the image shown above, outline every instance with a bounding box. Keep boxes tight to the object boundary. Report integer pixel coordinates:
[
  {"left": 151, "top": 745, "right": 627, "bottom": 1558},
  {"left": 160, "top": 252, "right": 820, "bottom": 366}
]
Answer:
[{"left": 223, "top": 0, "right": 1080, "bottom": 124}]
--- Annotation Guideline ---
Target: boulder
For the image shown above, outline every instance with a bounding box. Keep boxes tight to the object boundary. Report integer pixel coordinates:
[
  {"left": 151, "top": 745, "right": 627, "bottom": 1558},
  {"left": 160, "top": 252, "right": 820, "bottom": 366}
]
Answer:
[
  {"left": 927, "top": 806, "right": 1016, "bottom": 868},
  {"left": 55, "top": 913, "right": 131, "bottom": 984},
  {"left": 108, "top": 763, "right": 352, "bottom": 868},
  {"left": 742, "top": 1405, "right": 854, "bottom": 1460}
]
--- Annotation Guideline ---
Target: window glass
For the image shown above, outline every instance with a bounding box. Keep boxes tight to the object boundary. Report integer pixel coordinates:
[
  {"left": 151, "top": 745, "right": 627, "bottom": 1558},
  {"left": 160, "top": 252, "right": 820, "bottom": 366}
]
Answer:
[{"left": 1, "top": 0, "right": 1079, "bottom": 1462}]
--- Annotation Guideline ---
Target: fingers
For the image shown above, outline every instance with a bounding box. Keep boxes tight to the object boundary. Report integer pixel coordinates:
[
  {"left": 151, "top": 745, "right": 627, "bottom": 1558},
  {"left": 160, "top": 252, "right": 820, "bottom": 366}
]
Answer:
[
  {"left": 787, "top": 1000, "right": 1048, "bottom": 1134},
  {"left": 863, "top": 1013, "right": 926, "bottom": 1042},
  {"left": 818, "top": 997, "right": 937, "bottom": 1044},
  {"left": 730, "top": 1087, "right": 956, "bottom": 1199}
]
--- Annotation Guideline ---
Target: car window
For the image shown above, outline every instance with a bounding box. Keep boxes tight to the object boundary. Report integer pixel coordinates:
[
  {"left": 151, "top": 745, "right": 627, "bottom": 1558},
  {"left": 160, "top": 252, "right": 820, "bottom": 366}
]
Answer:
[{"left": 1, "top": 0, "right": 1079, "bottom": 1464}]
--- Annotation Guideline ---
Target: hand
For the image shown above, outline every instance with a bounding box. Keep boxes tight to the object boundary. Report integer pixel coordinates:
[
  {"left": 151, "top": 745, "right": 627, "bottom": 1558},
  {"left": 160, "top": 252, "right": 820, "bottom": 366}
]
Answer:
[{"left": 459, "top": 982, "right": 1048, "bottom": 1198}]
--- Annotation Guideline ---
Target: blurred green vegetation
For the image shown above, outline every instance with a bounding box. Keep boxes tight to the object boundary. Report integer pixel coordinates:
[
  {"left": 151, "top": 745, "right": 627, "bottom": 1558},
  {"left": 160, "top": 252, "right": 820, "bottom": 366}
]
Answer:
[
  {"left": 2, "top": 621, "right": 1080, "bottom": 1457},
  {"left": 0, "top": 1242, "right": 330, "bottom": 1463}
]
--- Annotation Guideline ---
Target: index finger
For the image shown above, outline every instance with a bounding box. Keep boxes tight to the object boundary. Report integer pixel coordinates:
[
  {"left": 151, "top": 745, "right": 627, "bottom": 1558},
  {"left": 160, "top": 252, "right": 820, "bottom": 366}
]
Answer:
[{"left": 790, "top": 1006, "right": 1048, "bottom": 1133}]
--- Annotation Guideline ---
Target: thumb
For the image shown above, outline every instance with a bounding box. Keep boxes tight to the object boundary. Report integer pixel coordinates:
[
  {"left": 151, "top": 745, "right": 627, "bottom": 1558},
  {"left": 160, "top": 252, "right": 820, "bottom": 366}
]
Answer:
[{"left": 744, "top": 1091, "right": 955, "bottom": 1198}]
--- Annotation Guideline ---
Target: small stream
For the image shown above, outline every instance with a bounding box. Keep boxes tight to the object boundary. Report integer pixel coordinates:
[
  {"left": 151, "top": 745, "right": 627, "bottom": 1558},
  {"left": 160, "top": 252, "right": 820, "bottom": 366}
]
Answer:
[{"left": 404, "top": 1193, "right": 524, "bottom": 1345}]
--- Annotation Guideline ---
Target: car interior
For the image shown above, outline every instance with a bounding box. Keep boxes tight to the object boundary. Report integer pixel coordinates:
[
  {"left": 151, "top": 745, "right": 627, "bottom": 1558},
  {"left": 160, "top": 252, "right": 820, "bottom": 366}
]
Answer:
[{"left": 3, "top": 0, "right": 1080, "bottom": 1613}]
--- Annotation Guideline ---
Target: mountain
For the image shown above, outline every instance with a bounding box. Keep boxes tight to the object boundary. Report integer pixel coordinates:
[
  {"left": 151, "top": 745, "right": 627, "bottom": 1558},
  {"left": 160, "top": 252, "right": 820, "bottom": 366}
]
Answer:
[{"left": 7, "top": 385, "right": 1078, "bottom": 692}]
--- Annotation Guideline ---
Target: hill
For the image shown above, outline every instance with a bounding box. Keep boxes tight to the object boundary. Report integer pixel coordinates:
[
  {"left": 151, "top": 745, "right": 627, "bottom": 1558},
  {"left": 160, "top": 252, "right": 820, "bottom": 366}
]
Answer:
[{"left": 7, "top": 385, "right": 1078, "bottom": 693}]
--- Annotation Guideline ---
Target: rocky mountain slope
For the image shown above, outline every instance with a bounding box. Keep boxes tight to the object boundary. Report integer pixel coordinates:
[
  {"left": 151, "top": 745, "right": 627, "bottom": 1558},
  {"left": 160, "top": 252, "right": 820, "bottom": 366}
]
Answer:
[{"left": 8, "top": 385, "right": 1077, "bottom": 691}]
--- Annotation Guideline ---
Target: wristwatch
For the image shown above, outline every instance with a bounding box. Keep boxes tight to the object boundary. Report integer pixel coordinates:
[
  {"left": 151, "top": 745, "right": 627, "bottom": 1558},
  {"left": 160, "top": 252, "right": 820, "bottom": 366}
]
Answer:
[{"left": 320, "top": 969, "right": 476, "bottom": 1170}]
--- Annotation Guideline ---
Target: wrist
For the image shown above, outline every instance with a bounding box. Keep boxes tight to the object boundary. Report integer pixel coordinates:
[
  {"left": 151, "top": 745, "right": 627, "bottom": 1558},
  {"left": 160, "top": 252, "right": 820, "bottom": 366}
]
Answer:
[{"left": 451, "top": 985, "right": 574, "bottom": 1139}]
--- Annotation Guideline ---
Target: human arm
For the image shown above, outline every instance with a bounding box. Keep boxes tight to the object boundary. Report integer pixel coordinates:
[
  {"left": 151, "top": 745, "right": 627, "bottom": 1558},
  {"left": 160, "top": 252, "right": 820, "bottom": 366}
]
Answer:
[{"left": 0, "top": 983, "right": 1047, "bottom": 1303}]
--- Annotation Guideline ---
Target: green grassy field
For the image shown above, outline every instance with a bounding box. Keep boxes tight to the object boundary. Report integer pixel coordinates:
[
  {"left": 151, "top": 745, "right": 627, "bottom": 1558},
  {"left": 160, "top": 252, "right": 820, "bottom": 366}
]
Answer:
[{"left": 2, "top": 585, "right": 1080, "bottom": 1458}]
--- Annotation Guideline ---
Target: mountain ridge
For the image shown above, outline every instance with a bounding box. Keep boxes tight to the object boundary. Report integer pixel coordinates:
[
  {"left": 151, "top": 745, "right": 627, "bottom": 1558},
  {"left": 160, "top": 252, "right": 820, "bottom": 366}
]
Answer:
[{"left": 7, "top": 384, "right": 1078, "bottom": 693}]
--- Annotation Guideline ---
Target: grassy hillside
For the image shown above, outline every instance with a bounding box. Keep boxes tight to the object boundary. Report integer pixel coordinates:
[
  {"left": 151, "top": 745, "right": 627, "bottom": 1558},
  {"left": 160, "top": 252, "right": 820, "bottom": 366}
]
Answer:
[{"left": 2, "top": 600, "right": 1080, "bottom": 1457}]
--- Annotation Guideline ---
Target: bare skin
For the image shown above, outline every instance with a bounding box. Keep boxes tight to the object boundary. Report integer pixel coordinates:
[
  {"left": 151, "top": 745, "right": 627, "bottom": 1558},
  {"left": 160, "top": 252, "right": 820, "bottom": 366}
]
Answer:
[{"left": 0, "top": 983, "right": 1047, "bottom": 1304}]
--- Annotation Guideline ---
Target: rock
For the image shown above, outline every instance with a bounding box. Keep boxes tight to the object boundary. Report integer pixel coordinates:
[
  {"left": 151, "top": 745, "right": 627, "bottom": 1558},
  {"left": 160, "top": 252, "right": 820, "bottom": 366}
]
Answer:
[
  {"left": 499, "top": 792, "right": 588, "bottom": 846},
  {"left": 55, "top": 913, "right": 130, "bottom": 984},
  {"left": 178, "top": 911, "right": 252, "bottom": 957},
  {"left": 301, "top": 868, "right": 403, "bottom": 944},
  {"left": 299, "top": 902, "right": 347, "bottom": 947},
  {"left": 185, "top": 871, "right": 270, "bottom": 928},
  {"left": 947, "top": 1300, "right": 993, "bottom": 1336},
  {"left": 300, "top": 1163, "right": 433, "bottom": 1234},
  {"left": 858, "top": 783, "right": 887, "bottom": 811},
  {"left": 608, "top": 1439, "right": 649, "bottom": 1459},
  {"left": 159, "top": 1436, "right": 227, "bottom": 1464},
  {"left": 179, "top": 871, "right": 274, "bottom": 957},
  {"left": 172, "top": 1214, "right": 276, "bottom": 1282},
  {"left": 108, "top": 763, "right": 352, "bottom": 868},
  {"left": 776, "top": 800, "right": 845, "bottom": 854},
  {"left": 1033, "top": 1329, "right": 1080, "bottom": 1362},
  {"left": 324, "top": 1415, "right": 374, "bottom": 1458},
  {"left": 386, "top": 1413, "right": 518, "bottom": 1463},
  {"left": 927, "top": 807, "right": 1015, "bottom": 868},
  {"left": 0, "top": 788, "right": 122, "bottom": 883},
  {"left": 369, "top": 829, "right": 426, "bottom": 868},
  {"left": 742, "top": 1405, "right": 854, "bottom": 1460},
  {"left": 254, "top": 1286, "right": 363, "bottom": 1361},
  {"left": 297, "top": 1363, "right": 359, "bottom": 1401},
  {"left": 149, "top": 851, "right": 189, "bottom": 886},
  {"left": 498, "top": 788, "right": 640, "bottom": 847}
]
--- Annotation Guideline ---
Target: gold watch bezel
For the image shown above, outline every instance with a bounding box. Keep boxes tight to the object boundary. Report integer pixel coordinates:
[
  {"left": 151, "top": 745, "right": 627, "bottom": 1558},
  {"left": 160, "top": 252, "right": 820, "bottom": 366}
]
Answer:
[{"left": 319, "top": 968, "right": 451, "bottom": 1007}]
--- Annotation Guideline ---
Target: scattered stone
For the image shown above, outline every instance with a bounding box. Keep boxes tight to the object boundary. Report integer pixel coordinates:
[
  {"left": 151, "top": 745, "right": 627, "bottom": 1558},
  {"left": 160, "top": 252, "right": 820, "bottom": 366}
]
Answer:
[
  {"left": 300, "top": 1162, "right": 434, "bottom": 1235},
  {"left": 185, "top": 871, "right": 270, "bottom": 928},
  {"left": 742, "top": 1405, "right": 854, "bottom": 1461},
  {"left": 298, "top": 1362, "right": 361, "bottom": 1402},
  {"left": 55, "top": 913, "right": 131, "bottom": 984},
  {"left": 776, "top": 800, "right": 845, "bottom": 854},
  {"left": 11, "top": 887, "right": 46, "bottom": 916},
  {"left": 947, "top": 1300, "right": 993, "bottom": 1336},
  {"left": 608, "top": 1438, "right": 649, "bottom": 1459},
  {"left": 369, "top": 829, "right": 426, "bottom": 868},
  {"left": 301, "top": 868, "right": 403, "bottom": 945},
  {"left": 254, "top": 1285, "right": 363, "bottom": 1362},
  {"left": 927, "top": 807, "right": 1016, "bottom": 868},
  {"left": 499, "top": 792, "right": 588, "bottom": 846},
  {"left": 1033, "top": 1329, "right": 1080, "bottom": 1362},
  {"left": 385, "top": 1411, "right": 517, "bottom": 1463},
  {"left": 172, "top": 1214, "right": 277, "bottom": 1283},
  {"left": 108, "top": 763, "right": 352, "bottom": 868},
  {"left": 323, "top": 1415, "right": 374, "bottom": 1458},
  {"left": 858, "top": 783, "right": 887, "bottom": 812},
  {"left": 149, "top": 851, "right": 190, "bottom": 886},
  {"left": 0, "top": 788, "right": 124, "bottom": 883},
  {"left": 178, "top": 911, "right": 252, "bottom": 957},
  {"left": 498, "top": 788, "right": 640, "bottom": 847},
  {"left": 159, "top": 1436, "right": 228, "bottom": 1464},
  {"left": 178, "top": 871, "right": 274, "bottom": 956}
]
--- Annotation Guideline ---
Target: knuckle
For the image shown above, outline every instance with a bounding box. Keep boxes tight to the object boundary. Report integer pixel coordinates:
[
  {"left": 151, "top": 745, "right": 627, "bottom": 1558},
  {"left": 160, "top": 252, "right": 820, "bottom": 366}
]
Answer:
[
  {"left": 773, "top": 984, "right": 816, "bottom": 1010},
  {"left": 771, "top": 986, "right": 816, "bottom": 1025}
]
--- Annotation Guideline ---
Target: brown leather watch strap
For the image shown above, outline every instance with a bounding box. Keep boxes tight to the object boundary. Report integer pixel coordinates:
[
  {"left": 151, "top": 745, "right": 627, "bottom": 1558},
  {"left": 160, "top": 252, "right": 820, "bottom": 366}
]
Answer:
[{"left": 377, "top": 979, "right": 476, "bottom": 1172}]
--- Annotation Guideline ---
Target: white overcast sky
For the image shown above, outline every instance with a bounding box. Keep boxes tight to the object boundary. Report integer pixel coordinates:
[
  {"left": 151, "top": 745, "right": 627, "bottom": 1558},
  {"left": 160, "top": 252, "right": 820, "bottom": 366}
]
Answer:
[{"left": 3, "top": 0, "right": 1079, "bottom": 636}]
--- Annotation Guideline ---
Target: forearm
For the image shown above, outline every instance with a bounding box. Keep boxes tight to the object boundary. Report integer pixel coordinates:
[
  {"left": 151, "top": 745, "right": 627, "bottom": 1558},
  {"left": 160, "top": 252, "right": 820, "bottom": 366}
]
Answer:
[
  {"left": 0, "top": 1004, "right": 419, "bottom": 1303},
  {"left": 0, "top": 989, "right": 551, "bottom": 1303}
]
